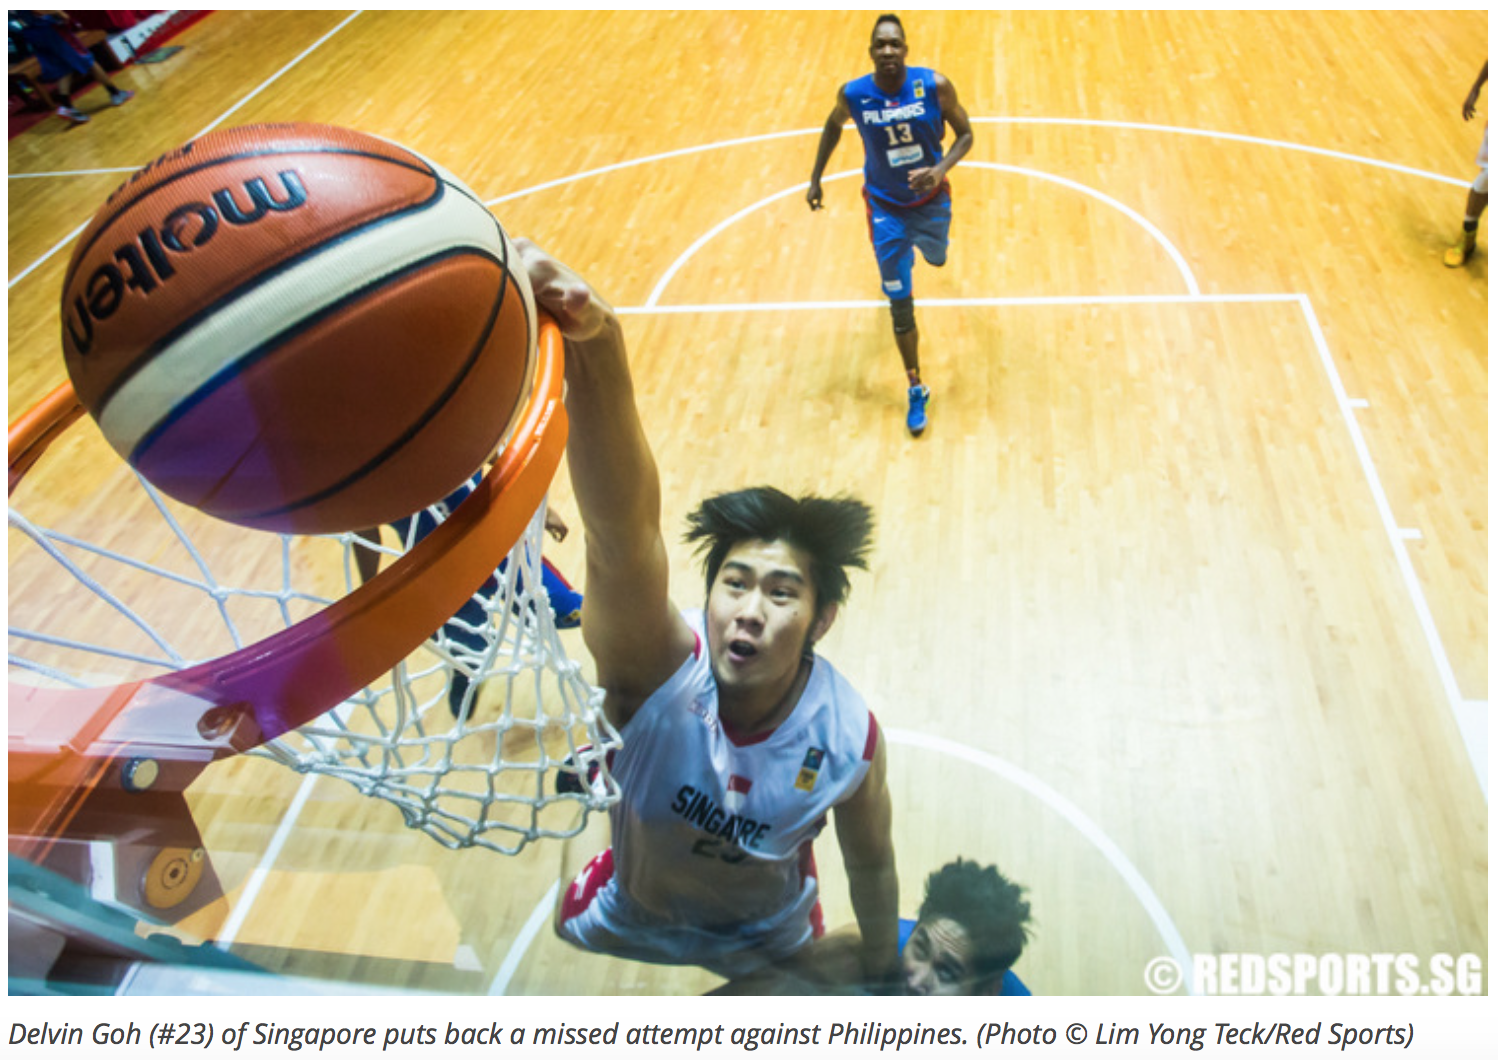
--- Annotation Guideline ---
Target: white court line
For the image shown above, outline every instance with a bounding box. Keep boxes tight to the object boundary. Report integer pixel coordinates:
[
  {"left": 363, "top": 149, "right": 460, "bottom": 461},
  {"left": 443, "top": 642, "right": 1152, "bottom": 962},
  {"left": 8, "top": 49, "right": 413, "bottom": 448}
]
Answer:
[
  {"left": 972, "top": 117, "right": 1472, "bottom": 188},
  {"left": 488, "top": 879, "right": 559, "bottom": 996},
  {"left": 87, "top": 840, "right": 118, "bottom": 907},
  {"left": 188, "top": 11, "right": 364, "bottom": 142},
  {"left": 885, "top": 727, "right": 1196, "bottom": 995},
  {"left": 9, "top": 219, "right": 93, "bottom": 292},
  {"left": 486, "top": 128, "right": 819, "bottom": 206},
  {"left": 11, "top": 111, "right": 1465, "bottom": 289},
  {"left": 1293, "top": 295, "right": 1486, "bottom": 800},
  {"left": 213, "top": 773, "right": 319, "bottom": 950},
  {"left": 6, "top": 11, "right": 364, "bottom": 291},
  {"left": 475, "top": 118, "right": 1469, "bottom": 208},
  {"left": 643, "top": 163, "right": 1200, "bottom": 308},
  {"left": 962, "top": 161, "right": 1200, "bottom": 295},
  {"left": 9, "top": 167, "right": 140, "bottom": 180},
  {"left": 618, "top": 292, "right": 1301, "bottom": 316},
  {"left": 644, "top": 170, "right": 861, "bottom": 308}
]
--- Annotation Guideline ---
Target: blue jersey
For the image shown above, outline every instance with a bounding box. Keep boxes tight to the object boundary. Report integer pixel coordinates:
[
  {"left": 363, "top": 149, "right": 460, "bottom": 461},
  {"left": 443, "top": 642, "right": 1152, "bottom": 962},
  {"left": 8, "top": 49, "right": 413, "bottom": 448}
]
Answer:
[{"left": 845, "top": 68, "right": 948, "bottom": 208}]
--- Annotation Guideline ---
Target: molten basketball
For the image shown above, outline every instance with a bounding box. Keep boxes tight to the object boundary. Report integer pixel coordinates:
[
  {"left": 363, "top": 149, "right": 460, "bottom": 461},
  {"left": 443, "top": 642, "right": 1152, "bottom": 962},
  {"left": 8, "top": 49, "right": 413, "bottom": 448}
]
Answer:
[{"left": 59, "top": 122, "right": 537, "bottom": 535}]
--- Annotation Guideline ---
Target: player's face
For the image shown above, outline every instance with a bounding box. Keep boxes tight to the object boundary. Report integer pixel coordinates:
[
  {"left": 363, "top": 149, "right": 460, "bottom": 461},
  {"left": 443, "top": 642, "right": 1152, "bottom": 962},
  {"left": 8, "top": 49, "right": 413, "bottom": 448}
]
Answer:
[
  {"left": 869, "top": 23, "right": 908, "bottom": 80},
  {"left": 706, "top": 539, "right": 821, "bottom": 699},
  {"left": 903, "top": 916, "right": 981, "bottom": 996}
]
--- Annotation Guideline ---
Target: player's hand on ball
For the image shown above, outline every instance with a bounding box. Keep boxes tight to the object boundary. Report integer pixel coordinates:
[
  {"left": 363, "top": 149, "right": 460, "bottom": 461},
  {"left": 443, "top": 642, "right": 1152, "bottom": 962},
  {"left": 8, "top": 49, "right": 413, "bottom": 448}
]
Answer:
[{"left": 514, "top": 238, "right": 616, "bottom": 341}]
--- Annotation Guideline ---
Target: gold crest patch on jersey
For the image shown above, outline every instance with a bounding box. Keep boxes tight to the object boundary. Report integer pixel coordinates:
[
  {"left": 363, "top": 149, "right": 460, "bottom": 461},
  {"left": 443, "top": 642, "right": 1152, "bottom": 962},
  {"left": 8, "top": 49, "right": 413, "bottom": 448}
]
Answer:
[{"left": 795, "top": 747, "right": 825, "bottom": 792}]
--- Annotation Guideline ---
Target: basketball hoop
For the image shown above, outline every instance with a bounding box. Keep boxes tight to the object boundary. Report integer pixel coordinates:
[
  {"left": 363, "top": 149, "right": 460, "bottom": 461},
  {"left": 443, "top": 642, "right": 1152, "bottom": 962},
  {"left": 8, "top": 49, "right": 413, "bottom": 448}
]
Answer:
[{"left": 9, "top": 317, "right": 621, "bottom": 921}]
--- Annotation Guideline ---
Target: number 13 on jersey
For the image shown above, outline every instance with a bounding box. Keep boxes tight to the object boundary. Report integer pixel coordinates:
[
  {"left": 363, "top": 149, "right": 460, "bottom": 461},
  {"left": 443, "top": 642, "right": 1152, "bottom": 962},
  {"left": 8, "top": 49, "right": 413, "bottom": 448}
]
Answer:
[{"left": 884, "top": 122, "right": 914, "bottom": 146}]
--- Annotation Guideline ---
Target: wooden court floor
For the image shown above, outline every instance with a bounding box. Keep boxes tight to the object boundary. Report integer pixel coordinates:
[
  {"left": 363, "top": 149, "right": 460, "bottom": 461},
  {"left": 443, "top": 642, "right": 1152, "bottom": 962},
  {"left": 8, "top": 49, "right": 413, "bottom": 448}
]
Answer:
[{"left": 7, "top": 11, "right": 1487, "bottom": 996}]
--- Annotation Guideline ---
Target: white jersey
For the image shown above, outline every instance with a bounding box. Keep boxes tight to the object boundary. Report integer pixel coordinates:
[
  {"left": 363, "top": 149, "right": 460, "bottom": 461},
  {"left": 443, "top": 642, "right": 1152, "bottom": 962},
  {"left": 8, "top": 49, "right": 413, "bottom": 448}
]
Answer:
[{"left": 559, "top": 609, "right": 878, "bottom": 974}]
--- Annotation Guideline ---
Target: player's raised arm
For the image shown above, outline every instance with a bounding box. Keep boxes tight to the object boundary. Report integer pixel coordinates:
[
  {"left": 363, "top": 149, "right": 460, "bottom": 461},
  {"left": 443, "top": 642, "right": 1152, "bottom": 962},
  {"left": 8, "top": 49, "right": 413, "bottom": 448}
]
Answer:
[
  {"left": 515, "top": 239, "right": 694, "bottom": 727},
  {"left": 808, "top": 88, "right": 852, "bottom": 210},
  {"left": 833, "top": 727, "right": 900, "bottom": 986}
]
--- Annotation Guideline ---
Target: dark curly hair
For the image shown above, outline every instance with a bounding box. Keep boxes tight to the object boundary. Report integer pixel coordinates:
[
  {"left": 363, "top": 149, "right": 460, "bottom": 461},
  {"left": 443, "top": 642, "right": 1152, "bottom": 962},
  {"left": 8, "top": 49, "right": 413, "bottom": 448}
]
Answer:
[
  {"left": 683, "top": 487, "right": 874, "bottom": 614},
  {"left": 918, "top": 859, "right": 1033, "bottom": 980}
]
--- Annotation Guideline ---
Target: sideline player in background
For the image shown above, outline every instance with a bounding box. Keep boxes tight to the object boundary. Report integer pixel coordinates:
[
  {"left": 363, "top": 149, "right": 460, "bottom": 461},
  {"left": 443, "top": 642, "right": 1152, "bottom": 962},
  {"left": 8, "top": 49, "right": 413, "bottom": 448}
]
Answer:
[
  {"left": 517, "top": 240, "right": 900, "bottom": 986},
  {"left": 807, "top": 13, "right": 974, "bottom": 437},
  {"left": 1443, "top": 60, "right": 1487, "bottom": 268}
]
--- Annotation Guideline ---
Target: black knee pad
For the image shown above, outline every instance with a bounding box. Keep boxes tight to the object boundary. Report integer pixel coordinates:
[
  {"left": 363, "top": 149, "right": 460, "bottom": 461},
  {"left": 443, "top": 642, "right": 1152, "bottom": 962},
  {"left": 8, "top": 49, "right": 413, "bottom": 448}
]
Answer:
[{"left": 890, "top": 297, "right": 916, "bottom": 334}]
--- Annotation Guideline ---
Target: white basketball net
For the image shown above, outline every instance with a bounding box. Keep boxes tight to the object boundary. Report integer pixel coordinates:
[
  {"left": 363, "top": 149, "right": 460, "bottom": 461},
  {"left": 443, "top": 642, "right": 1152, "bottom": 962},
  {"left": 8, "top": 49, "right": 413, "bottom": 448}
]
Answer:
[{"left": 8, "top": 470, "right": 622, "bottom": 857}]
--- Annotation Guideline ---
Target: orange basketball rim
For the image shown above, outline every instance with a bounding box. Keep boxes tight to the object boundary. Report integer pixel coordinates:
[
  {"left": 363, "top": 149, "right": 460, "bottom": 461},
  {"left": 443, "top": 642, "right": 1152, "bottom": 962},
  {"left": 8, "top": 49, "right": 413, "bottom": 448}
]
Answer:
[{"left": 8, "top": 317, "right": 568, "bottom": 915}]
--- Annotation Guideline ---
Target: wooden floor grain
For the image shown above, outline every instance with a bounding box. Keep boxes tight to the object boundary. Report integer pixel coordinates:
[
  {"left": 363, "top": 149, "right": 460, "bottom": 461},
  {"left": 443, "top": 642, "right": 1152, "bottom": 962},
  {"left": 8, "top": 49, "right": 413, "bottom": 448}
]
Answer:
[{"left": 7, "top": 10, "right": 1485, "bottom": 996}]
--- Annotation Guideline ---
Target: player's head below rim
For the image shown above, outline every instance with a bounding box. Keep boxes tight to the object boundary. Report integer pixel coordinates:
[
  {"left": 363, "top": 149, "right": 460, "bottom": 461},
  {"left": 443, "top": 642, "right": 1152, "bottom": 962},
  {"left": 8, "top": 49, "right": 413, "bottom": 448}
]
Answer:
[{"left": 903, "top": 859, "right": 1032, "bottom": 996}]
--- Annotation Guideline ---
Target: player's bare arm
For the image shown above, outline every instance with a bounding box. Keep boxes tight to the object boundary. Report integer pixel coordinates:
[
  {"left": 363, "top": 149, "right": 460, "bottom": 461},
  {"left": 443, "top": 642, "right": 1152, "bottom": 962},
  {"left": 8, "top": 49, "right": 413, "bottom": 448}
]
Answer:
[
  {"left": 515, "top": 239, "right": 695, "bottom": 727},
  {"left": 833, "top": 729, "right": 900, "bottom": 986},
  {"left": 808, "top": 88, "right": 852, "bottom": 210},
  {"left": 1462, "top": 60, "right": 1487, "bottom": 120},
  {"left": 907, "top": 74, "right": 974, "bottom": 195}
]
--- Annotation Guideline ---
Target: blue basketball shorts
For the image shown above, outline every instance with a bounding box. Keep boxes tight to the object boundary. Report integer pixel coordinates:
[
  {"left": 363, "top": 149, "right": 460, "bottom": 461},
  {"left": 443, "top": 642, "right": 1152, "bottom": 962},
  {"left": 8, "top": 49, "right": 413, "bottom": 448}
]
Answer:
[{"left": 863, "top": 187, "right": 952, "bottom": 301}]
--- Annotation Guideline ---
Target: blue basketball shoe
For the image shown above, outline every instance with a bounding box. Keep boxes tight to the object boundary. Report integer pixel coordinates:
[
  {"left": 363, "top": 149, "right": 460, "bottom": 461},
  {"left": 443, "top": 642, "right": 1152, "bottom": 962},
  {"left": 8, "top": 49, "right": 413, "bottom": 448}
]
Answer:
[{"left": 906, "top": 384, "right": 930, "bottom": 436}]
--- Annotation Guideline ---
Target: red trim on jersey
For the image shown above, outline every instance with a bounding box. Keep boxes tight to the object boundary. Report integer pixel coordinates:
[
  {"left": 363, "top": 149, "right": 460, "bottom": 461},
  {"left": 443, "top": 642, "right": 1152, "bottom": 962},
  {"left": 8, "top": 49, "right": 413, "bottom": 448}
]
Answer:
[
  {"left": 862, "top": 178, "right": 952, "bottom": 235},
  {"left": 720, "top": 716, "right": 776, "bottom": 748},
  {"left": 863, "top": 712, "right": 880, "bottom": 761},
  {"left": 541, "top": 556, "right": 573, "bottom": 589},
  {"left": 907, "top": 178, "right": 952, "bottom": 210},
  {"left": 559, "top": 847, "right": 615, "bottom": 926},
  {"left": 692, "top": 630, "right": 702, "bottom": 659}
]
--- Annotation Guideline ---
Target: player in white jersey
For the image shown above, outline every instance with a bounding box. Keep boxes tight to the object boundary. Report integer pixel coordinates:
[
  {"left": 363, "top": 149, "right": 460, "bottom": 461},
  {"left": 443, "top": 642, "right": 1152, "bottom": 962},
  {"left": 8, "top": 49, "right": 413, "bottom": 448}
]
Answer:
[{"left": 514, "top": 241, "right": 899, "bottom": 985}]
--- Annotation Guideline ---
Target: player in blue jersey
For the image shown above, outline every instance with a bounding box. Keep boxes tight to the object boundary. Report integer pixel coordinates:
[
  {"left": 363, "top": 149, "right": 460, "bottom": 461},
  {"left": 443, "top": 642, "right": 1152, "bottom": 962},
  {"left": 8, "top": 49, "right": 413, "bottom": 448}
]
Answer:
[
  {"left": 900, "top": 858, "right": 1031, "bottom": 996},
  {"left": 710, "top": 857, "right": 1033, "bottom": 996},
  {"left": 807, "top": 13, "right": 974, "bottom": 436},
  {"left": 354, "top": 490, "right": 582, "bottom": 718}
]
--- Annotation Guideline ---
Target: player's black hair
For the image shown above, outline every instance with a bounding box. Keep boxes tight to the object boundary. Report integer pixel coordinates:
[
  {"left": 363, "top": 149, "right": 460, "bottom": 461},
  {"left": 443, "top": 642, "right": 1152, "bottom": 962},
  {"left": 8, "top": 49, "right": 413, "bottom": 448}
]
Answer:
[
  {"left": 684, "top": 487, "right": 874, "bottom": 613},
  {"left": 872, "top": 13, "right": 905, "bottom": 43},
  {"left": 918, "top": 859, "right": 1033, "bottom": 981}
]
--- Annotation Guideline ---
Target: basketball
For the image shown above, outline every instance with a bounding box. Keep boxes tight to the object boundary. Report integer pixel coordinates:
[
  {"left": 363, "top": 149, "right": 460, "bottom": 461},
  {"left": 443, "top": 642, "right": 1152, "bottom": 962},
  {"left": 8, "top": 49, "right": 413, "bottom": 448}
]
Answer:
[{"left": 58, "top": 121, "right": 537, "bottom": 535}]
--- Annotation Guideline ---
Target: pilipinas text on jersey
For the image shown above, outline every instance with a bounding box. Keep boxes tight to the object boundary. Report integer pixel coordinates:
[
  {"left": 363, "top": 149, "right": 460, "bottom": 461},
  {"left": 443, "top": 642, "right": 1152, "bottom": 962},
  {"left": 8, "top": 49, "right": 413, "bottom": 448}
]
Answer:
[{"left": 845, "top": 67, "right": 947, "bottom": 207}]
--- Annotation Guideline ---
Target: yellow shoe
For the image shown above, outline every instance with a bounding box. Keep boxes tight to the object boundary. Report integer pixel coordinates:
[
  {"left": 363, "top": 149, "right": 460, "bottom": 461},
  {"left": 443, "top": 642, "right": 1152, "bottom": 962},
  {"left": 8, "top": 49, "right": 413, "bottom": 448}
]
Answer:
[{"left": 1443, "top": 229, "right": 1477, "bottom": 267}]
